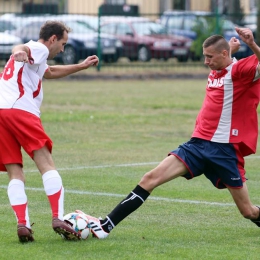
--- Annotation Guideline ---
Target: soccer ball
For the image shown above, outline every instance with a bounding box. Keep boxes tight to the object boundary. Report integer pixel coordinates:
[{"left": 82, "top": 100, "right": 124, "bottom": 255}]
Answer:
[{"left": 63, "top": 212, "right": 90, "bottom": 239}]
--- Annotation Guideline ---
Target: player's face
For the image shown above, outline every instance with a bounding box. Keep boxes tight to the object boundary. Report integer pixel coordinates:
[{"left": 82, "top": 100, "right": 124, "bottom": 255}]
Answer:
[
  {"left": 203, "top": 45, "right": 227, "bottom": 70},
  {"left": 48, "top": 31, "right": 68, "bottom": 59}
]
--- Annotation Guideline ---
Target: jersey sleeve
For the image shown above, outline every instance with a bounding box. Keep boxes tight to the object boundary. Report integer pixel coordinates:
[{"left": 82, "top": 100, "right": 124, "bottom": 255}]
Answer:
[
  {"left": 25, "top": 41, "right": 49, "bottom": 65},
  {"left": 232, "top": 55, "right": 259, "bottom": 84}
]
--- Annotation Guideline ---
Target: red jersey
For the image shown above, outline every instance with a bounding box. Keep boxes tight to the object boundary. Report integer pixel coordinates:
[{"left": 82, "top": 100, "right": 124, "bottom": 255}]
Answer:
[{"left": 192, "top": 55, "right": 260, "bottom": 156}]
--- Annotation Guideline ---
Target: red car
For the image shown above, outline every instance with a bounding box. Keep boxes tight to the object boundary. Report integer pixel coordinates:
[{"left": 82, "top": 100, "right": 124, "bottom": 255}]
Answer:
[{"left": 100, "top": 16, "right": 192, "bottom": 62}]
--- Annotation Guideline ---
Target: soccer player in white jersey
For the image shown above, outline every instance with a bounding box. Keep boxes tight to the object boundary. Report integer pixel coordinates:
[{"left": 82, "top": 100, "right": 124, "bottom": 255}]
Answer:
[
  {"left": 80, "top": 28, "right": 260, "bottom": 239},
  {"left": 0, "top": 20, "right": 99, "bottom": 242}
]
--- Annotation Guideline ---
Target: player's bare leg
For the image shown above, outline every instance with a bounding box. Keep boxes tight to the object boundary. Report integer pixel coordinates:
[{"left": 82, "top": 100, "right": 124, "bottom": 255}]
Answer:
[
  {"left": 6, "top": 164, "right": 35, "bottom": 242},
  {"left": 227, "top": 183, "right": 260, "bottom": 226},
  {"left": 83, "top": 155, "right": 188, "bottom": 238},
  {"left": 34, "top": 146, "right": 80, "bottom": 240}
]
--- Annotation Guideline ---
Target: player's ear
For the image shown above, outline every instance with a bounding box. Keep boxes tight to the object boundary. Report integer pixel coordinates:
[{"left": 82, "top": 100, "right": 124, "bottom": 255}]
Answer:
[
  {"left": 222, "top": 49, "right": 229, "bottom": 57},
  {"left": 49, "top": 35, "right": 57, "bottom": 43}
]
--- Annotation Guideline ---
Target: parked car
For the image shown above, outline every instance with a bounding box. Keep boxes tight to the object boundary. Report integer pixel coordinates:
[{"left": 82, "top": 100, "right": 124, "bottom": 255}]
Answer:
[
  {"left": 52, "top": 14, "right": 100, "bottom": 31},
  {"left": 160, "top": 10, "right": 253, "bottom": 60},
  {"left": 0, "top": 13, "right": 50, "bottom": 33},
  {"left": 100, "top": 16, "right": 192, "bottom": 62},
  {"left": 0, "top": 20, "right": 17, "bottom": 33},
  {"left": 0, "top": 32, "right": 23, "bottom": 61},
  {"left": 3, "top": 14, "right": 123, "bottom": 64}
]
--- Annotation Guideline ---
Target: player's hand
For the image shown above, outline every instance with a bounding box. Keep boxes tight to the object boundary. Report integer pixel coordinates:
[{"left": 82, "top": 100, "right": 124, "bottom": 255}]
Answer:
[
  {"left": 13, "top": 51, "right": 29, "bottom": 63},
  {"left": 82, "top": 55, "right": 99, "bottom": 68},
  {"left": 229, "top": 37, "right": 241, "bottom": 55},
  {"left": 235, "top": 27, "right": 254, "bottom": 45}
]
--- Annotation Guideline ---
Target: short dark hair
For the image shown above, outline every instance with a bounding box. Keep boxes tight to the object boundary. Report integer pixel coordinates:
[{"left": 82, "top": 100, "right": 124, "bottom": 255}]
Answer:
[
  {"left": 203, "top": 35, "right": 230, "bottom": 53},
  {"left": 39, "top": 20, "right": 71, "bottom": 41}
]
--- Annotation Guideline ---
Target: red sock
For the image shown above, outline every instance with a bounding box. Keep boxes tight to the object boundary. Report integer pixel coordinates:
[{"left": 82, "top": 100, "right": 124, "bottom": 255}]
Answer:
[
  {"left": 42, "top": 170, "right": 64, "bottom": 219},
  {"left": 47, "top": 187, "right": 62, "bottom": 218},
  {"left": 12, "top": 203, "right": 28, "bottom": 225},
  {"left": 8, "top": 179, "right": 30, "bottom": 228}
]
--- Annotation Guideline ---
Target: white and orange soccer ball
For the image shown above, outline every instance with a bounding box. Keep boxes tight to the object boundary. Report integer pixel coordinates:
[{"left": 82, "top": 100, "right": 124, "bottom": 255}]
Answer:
[{"left": 63, "top": 212, "right": 90, "bottom": 240}]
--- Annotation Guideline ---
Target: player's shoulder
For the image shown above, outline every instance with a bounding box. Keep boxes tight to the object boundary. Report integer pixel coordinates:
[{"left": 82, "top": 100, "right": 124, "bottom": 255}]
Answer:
[
  {"left": 24, "top": 40, "right": 49, "bottom": 64},
  {"left": 25, "top": 40, "right": 47, "bottom": 50},
  {"left": 236, "top": 54, "right": 258, "bottom": 65}
]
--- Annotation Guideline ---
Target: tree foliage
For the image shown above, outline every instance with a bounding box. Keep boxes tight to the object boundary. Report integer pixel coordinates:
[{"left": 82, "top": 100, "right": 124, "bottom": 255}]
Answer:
[{"left": 190, "top": 16, "right": 224, "bottom": 59}]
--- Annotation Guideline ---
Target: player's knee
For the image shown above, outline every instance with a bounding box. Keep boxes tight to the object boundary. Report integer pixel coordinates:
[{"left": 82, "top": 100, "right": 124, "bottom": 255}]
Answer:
[{"left": 139, "top": 171, "right": 158, "bottom": 191}]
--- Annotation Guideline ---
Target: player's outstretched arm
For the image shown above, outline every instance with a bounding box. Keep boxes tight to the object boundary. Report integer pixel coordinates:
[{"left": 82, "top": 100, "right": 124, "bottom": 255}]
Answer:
[
  {"left": 235, "top": 27, "right": 260, "bottom": 61},
  {"left": 44, "top": 55, "right": 99, "bottom": 79}
]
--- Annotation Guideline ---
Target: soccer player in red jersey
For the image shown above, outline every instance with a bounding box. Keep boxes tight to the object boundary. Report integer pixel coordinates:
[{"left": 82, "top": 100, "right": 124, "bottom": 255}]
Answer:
[{"left": 83, "top": 28, "right": 260, "bottom": 239}]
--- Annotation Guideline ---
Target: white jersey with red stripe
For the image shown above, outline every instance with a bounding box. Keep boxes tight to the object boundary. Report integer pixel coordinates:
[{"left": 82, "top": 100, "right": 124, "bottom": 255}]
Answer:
[
  {"left": 192, "top": 55, "right": 260, "bottom": 156},
  {"left": 0, "top": 40, "right": 49, "bottom": 117}
]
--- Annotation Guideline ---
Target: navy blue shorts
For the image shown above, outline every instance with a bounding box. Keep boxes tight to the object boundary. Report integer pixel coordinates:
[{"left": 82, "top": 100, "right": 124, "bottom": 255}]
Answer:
[{"left": 169, "top": 138, "right": 245, "bottom": 189}]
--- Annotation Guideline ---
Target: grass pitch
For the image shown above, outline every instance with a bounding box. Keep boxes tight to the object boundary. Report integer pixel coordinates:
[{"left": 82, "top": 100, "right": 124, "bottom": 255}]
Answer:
[{"left": 0, "top": 79, "right": 259, "bottom": 260}]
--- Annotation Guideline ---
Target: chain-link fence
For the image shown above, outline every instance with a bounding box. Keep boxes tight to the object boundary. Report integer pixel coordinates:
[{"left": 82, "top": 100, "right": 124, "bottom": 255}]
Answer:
[{"left": 0, "top": 0, "right": 258, "bottom": 74}]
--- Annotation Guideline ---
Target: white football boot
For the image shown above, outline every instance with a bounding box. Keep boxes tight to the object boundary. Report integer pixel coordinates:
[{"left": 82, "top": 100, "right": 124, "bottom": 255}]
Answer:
[{"left": 75, "top": 210, "right": 109, "bottom": 239}]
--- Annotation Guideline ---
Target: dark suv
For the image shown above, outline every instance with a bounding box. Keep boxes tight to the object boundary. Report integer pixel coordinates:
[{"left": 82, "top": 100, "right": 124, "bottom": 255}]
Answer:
[{"left": 160, "top": 10, "right": 253, "bottom": 60}]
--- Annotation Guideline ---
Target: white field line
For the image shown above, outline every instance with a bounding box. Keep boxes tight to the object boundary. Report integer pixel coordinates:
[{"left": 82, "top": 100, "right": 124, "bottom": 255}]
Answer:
[
  {"left": 1, "top": 157, "right": 259, "bottom": 207},
  {"left": 0, "top": 162, "right": 159, "bottom": 175},
  {"left": 0, "top": 185, "right": 234, "bottom": 207}
]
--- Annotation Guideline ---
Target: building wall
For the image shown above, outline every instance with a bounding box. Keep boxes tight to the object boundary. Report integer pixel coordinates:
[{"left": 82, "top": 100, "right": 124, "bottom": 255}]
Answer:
[
  {"left": 0, "top": 0, "right": 253, "bottom": 15},
  {"left": 68, "top": 0, "right": 103, "bottom": 14},
  {"left": 240, "top": 0, "right": 250, "bottom": 13},
  {"left": 67, "top": 0, "right": 159, "bottom": 15},
  {"left": 0, "top": 0, "right": 57, "bottom": 14},
  {"left": 128, "top": 0, "right": 159, "bottom": 14},
  {"left": 190, "top": 0, "right": 211, "bottom": 11},
  {"left": 1, "top": 0, "right": 23, "bottom": 13}
]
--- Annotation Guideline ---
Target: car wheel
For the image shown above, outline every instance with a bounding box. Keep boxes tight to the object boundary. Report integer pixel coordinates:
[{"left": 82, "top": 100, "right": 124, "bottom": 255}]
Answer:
[
  {"left": 177, "top": 56, "right": 189, "bottom": 62},
  {"left": 112, "top": 54, "right": 119, "bottom": 62},
  {"left": 103, "top": 54, "right": 119, "bottom": 63},
  {"left": 137, "top": 46, "right": 151, "bottom": 62},
  {"left": 62, "top": 45, "right": 78, "bottom": 64},
  {"left": 190, "top": 51, "right": 201, "bottom": 61},
  {"left": 129, "top": 57, "right": 138, "bottom": 62}
]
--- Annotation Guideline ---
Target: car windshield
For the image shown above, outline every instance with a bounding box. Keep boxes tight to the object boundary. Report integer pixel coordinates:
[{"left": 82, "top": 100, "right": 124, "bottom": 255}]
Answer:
[
  {"left": 222, "top": 19, "right": 235, "bottom": 31},
  {"left": 58, "top": 15, "right": 99, "bottom": 31},
  {"left": 0, "top": 21, "right": 16, "bottom": 32},
  {"left": 164, "top": 15, "right": 208, "bottom": 30},
  {"left": 132, "top": 22, "right": 167, "bottom": 35},
  {"left": 66, "top": 21, "right": 96, "bottom": 34},
  {"left": 243, "top": 14, "right": 257, "bottom": 24}
]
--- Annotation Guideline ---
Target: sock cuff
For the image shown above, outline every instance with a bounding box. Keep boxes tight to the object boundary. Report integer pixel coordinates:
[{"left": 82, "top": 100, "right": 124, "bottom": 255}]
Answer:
[
  {"left": 42, "top": 170, "right": 60, "bottom": 183},
  {"left": 8, "top": 179, "right": 24, "bottom": 188},
  {"left": 106, "top": 216, "right": 115, "bottom": 228},
  {"left": 132, "top": 185, "right": 150, "bottom": 201}
]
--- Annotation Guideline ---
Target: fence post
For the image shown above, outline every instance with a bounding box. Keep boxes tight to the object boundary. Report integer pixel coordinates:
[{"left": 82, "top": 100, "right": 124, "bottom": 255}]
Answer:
[
  {"left": 215, "top": 4, "right": 220, "bottom": 34},
  {"left": 97, "top": 6, "right": 102, "bottom": 71}
]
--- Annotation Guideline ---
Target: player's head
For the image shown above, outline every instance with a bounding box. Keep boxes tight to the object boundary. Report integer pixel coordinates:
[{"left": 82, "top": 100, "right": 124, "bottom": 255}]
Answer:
[
  {"left": 39, "top": 21, "right": 71, "bottom": 59},
  {"left": 203, "top": 35, "right": 231, "bottom": 70}
]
